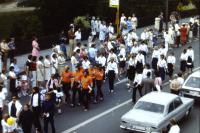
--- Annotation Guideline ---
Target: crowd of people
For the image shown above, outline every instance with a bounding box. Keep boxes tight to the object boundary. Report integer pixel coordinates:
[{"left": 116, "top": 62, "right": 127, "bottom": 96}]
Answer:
[{"left": 0, "top": 12, "right": 199, "bottom": 133}]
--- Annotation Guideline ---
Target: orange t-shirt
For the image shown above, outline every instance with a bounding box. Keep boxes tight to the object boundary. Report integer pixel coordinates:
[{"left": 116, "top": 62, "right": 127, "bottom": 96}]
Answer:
[
  {"left": 88, "top": 68, "right": 96, "bottom": 79},
  {"left": 95, "top": 69, "right": 104, "bottom": 81},
  {"left": 81, "top": 76, "right": 92, "bottom": 90},
  {"left": 61, "top": 71, "right": 73, "bottom": 83},
  {"left": 73, "top": 71, "right": 83, "bottom": 82}
]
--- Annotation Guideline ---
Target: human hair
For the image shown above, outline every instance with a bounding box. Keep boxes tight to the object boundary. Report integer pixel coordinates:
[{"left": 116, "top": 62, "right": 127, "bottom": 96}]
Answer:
[
  {"left": 32, "top": 56, "right": 37, "bottom": 62},
  {"left": 147, "top": 72, "right": 151, "bottom": 77},
  {"left": 39, "top": 56, "right": 43, "bottom": 61},
  {"left": 170, "top": 118, "right": 177, "bottom": 125},
  {"left": 28, "top": 55, "right": 32, "bottom": 60},
  {"left": 9, "top": 66, "right": 14, "bottom": 71},
  {"left": 155, "top": 71, "right": 160, "bottom": 77},
  {"left": 32, "top": 87, "right": 39, "bottom": 93}
]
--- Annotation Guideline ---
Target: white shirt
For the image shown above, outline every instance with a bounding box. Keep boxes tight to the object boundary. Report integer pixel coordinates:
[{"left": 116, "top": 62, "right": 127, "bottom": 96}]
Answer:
[
  {"left": 139, "top": 44, "right": 148, "bottom": 53},
  {"left": 74, "top": 46, "right": 80, "bottom": 53},
  {"left": 180, "top": 53, "right": 188, "bottom": 61},
  {"left": 2, "top": 119, "right": 17, "bottom": 133},
  {"left": 118, "top": 48, "right": 126, "bottom": 58},
  {"left": 71, "top": 56, "right": 78, "bottom": 66},
  {"left": 0, "top": 91, "right": 5, "bottom": 108},
  {"left": 187, "top": 49, "right": 194, "bottom": 61},
  {"left": 177, "top": 77, "right": 184, "bottom": 86},
  {"left": 96, "top": 56, "right": 106, "bottom": 66},
  {"left": 8, "top": 71, "right": 16, "bottom": 79},
  {"left": 75, "top": 31, "right": 81, "bottom": 40},
  {"left": 141, "top": 32, "right": 147, "bottom": 40},
  {"left": 128, "top": 58, "right": 137, "bottom": 66},
  {"left": 168, "top": 125, "right": 180, "bottom": 133},
  {"left": 152, "top": 50, "right": 160, "bottom": 59},
  {"left": 82, "top": 60, "right": 90, "bottom": 70},
  {"left": 159, "top": 48, "right": 167, "bottom": 57},
  {"left": 130, "top": 46, "right": 139, "bottom": 55},
  {"left": 142, "top": 69, "right": 152, "bottom": 79},
  {"left": 107, "top": 41, "right": 114, "bottom": 51},
  {"left": 136, "top": 54, "right": 145, "bottom": 65},
  {"left": 107, "top": 53, "right": 118, "bottom": 63},
  {"left": 106, "top": 62, "right": 118, "bottom": 74},
  {"left": 8, "top": 101, "right": 22, "bottom": 117},
  {"left": 167, "top": 55, "right": 176, "bottom": 64},
  {"left": 44, "top": 59, "right": 51, "bottom": 68},
  {"left": 157, "top": 59, "right": 167, "bottom": 69},
  {"left": 32, "top": 93, "right": 39, "bottom": 107},
  {"left": 88, "top": 47, "right": 97, "bottom": 58},
  {"left": 134, "top": 73, "right": 143, "bottom": 85}
]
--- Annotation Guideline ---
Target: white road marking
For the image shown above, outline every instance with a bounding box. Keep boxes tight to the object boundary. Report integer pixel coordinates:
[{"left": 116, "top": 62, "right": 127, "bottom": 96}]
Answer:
[
  {"left": 63, "top": 67, "right": 200, "bottom": 133},
  {"left": 62, "top": 99, "right": 132, "bottom": 133},
  {"left": 114, "top": 78, "right": 128, "bottom": 86}
]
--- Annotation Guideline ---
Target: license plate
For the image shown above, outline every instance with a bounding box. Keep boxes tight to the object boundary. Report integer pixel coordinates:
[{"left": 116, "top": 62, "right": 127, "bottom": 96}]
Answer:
[{"left": 189, "top": 91, "right": 199, "bottom": 96}]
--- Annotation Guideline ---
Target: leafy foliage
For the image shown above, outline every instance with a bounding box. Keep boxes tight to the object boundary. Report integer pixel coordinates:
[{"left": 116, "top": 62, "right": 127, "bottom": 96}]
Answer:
[{"left": 74, "top": 16, "right": 90, "bottom": 29}]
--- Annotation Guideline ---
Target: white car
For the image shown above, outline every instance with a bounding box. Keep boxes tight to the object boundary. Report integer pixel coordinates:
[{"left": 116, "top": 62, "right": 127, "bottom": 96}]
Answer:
[
  {"left": 120, "top": 92, "right": 194, "bottom": 133},
  {"left": 181, "top": 70, "right": 200, "bottom": 99}
]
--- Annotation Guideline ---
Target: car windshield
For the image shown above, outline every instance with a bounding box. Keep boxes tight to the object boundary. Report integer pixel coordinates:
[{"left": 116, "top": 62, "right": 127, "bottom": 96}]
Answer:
[
  {"left": 185, "top": 77, "right": 200, "bottom": 88},
  {"left": 134, "top": 101, "right": 164, "bottom": 114}
]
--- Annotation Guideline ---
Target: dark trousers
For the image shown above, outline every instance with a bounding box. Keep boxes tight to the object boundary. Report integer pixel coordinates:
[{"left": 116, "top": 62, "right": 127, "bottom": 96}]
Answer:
[
  {"left": 82, "top": 89, "right": 90, "bottom": 109},
  {"left": 132, "top": 85, "right": 143, "bottom": 103},
  {"left": 159, "top": 67, "right": 165, "bottom": 81},
  {"left": 9, "top": 50, "right": 15, "bottom": 63},
  {"left": 170, "top": 89, "right": 179, "bottom": 95},
  {"left": 22, "top": 125, "right": 32, "bottom": 133},
  {"left": 32, "top": 106, "right": 41, "bottom": 131},
  {"left": 108, "top": 70, "right": 115, "bottom": 91},
  {"left": 90, "top": 79, "right": 96, "bottom": 98},
  {"left": 62, "top": 82, "right": 71, "bottom": 102},
  {"left": 96, "top": 80, "right": 103, "bottom": 101},
  {"left": 72, "top": 82, "right": 81, "bottom": 105},
  {"left": 43, "top": 116, "right": 56, "bottom": 133},
  {"left": 0, "top": 108, "right": 2, "bottom": 131}
]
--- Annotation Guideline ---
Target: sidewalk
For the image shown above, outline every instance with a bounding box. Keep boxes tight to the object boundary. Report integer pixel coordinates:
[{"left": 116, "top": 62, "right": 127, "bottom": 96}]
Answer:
[{"left": 15, "top": 17, "right": 193, "bottom": 69}]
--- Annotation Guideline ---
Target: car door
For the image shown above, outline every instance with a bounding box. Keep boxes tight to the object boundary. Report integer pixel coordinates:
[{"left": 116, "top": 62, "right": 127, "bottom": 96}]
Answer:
[{"left": 173, "top": 97, "right": 185, "bottom": 120}]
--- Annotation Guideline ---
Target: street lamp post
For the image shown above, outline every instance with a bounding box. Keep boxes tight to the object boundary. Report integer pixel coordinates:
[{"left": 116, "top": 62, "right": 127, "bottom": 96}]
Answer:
[{"left": 109, "top": 0, "right": 120, "bottom": 34}]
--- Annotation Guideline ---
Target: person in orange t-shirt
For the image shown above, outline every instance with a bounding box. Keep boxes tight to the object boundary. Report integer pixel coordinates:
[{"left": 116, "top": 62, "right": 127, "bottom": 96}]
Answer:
[
  {"left": 95, "top": 65, "right": 104, "bottom": 102},
  {"left": 60, "top": 65, "right": 73, "bottom": 103},
  {"left": 70, "top": 66, "right": 83, "bottom": 107},
  {"left": 81, "top": 70, "right": 92, "bottom": 111}
]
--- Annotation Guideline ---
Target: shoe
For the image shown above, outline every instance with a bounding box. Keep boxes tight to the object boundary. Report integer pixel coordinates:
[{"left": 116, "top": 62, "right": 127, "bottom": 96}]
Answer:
[
  {"left": 93, "top": 100, "right": 97, "bottom": 104},
  {"left": 84, "top": 109, "right": 88, "bottom": 112},
  {"left": 58, "top": 109, "right": 62, "bottom": 114},
  {"left": 110, "top": 90, "right": 114, "bottom": 93},
  {"left": 100, "top": 97, "right": 104, "bottom": 101},
  {"left": 77, "top": 103, "right": 81, "bottom": 106},
  {"left": 70, "top": 104, "right": 75, "bottom": 107}
]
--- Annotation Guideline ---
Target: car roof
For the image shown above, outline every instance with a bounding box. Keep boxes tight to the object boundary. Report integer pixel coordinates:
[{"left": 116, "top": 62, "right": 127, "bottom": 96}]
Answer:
[
  {"left": 188, "top": 70, "right": 200, "bottom": 78},
  {"left": 138, "top": 92, "right": 178, "bottom": 106}
]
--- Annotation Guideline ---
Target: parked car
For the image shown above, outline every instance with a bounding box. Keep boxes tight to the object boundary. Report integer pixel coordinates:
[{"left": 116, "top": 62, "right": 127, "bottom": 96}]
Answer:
[
  {"left": 120, "top": 92, "right": 194, "bottom": 133},
  {"left": 180, "top": 70, "right": 200, "bottom": 99}
]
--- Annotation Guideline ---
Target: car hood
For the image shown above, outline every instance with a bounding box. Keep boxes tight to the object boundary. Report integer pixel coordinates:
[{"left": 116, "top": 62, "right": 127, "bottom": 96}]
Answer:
[
  {"left": 182, "top": 85, "right": 200, "bottom": 92},
  {"left": 121, "top": 109, "right": 164, "bottom": 127}
]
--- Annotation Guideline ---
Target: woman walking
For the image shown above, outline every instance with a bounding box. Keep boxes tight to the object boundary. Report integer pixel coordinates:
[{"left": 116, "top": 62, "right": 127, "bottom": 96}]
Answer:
[
  {"left": 32, "top": 37, "right": 40, "bottom": 57},
  {"left": 180, "top": 49, "right": 188, "bottom": 75},
  {"left": 105, "top": 58, "right": 118, "bottom": 93}
]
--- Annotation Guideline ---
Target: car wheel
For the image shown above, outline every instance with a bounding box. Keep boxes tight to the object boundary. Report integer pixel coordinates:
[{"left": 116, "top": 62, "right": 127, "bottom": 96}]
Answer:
[{"left": 185, "top": 108, "right": 191, "bottom": 118}]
